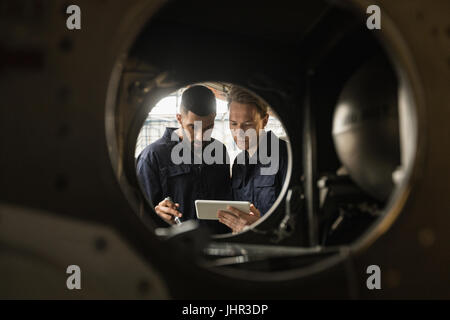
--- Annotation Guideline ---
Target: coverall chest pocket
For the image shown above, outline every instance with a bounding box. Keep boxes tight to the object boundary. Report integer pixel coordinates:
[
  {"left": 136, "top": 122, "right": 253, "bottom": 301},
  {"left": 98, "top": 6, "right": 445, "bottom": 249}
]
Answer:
[
  {"left": 161, "top": 165, "right": 193, "bottom": 193},
  {"left": 254, "top": 174, "right": 277, "bottom": 215},
  {"left": 166, "top": 165, "right": 191, "bottom": 177}
]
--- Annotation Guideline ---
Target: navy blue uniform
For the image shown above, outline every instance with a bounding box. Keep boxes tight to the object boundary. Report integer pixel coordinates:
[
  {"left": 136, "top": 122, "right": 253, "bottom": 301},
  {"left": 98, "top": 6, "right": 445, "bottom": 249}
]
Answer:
[
  {"left": 136, "top": 128, "right": 232, "bottom": 234},
  {"left": 231, "top": 131, "right": 288, "bottom": 216}
]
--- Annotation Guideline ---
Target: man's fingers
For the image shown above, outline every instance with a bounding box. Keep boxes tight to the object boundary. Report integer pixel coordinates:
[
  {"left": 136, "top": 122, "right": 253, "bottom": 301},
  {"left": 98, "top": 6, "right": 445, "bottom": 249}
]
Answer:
[
  {"left": 219, "top": 213, "right": 235, "bottom": 224},
  {"left": 158, "top": 199, "right": 170, "bottom": 206},
  {"left": 155, "top": 209, "right": 175, "bottom": 223},
  {"left": 218, "top": 216, "right": 234, "bottom": 229},
  {"left": 219, "top": 215, "right": 240, "bottom": 231},
  {"left": 217, "top": 210, "right": 235, "bottom": 219},
  {"left": 218, "top": 213, "right": 247, "bottom": 233},
  {"left": 218, "top": 210, "right": 243, "bottom": 223},
  {"left": 222, "top": 207, "right": 260, "bottom": 226},
  {"left": 159, "top": 199, "right": 178, "bottom": 210},
  {"left": 155, "top": 205, "right": 182, "bottom": 218},
  {"left": 218, "top": 206, "right": 260, "bottom": 233},
  {"left": 226, "top": 206, "right": 246, "bottom": 217},
  {"left": 249, "top": 204, "right": 261, "bottom": 217},
  {"left": 218, "top": 211, "right": 237, "bottom": 226},
  {"left": 158, "top": 206, "right": 182, "bottom": 217}
]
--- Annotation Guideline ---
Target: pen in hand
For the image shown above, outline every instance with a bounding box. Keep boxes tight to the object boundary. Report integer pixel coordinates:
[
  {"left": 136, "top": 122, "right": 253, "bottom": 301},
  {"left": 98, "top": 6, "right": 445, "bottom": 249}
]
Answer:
[{"left": 164, "top": 197, "right": 181, "bottom": 225}]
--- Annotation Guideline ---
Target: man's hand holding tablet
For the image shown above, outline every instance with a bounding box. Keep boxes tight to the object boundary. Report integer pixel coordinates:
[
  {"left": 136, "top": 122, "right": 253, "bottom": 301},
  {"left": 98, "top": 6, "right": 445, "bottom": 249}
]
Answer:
[
  {"left": 195, "top": 200, "right": 262, "bottom": 233},
  {"left": 217, "top": 204, "right": 261, "bottom": 234}
]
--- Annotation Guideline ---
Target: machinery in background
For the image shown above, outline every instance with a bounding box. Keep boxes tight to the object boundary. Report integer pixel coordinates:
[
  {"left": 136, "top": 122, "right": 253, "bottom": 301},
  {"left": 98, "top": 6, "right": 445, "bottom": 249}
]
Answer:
[{"left": 1, "top": 0, "right": 449, "bottom": 299}]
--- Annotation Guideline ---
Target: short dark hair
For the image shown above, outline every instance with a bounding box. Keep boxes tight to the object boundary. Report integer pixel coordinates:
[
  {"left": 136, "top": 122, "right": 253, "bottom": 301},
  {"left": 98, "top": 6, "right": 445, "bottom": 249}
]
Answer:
[
  {"left": 227, "top": 86, "right": 268, "bottom": 117},
  {"left": 180, "top": 85, "right": 216, "bottom": 116}
]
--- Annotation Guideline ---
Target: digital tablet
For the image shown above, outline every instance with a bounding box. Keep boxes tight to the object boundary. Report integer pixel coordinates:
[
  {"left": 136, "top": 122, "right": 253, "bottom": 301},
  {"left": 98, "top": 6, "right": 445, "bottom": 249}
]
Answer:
[{"left": 195, "top": 200, "right": 251, "bottom": 220}]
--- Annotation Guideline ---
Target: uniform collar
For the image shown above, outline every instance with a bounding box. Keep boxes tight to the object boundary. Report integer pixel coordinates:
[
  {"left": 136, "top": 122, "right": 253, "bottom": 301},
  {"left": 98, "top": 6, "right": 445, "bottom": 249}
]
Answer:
[
  {"left": 162, "top": 127, "right": 180, "bottom": 143},
  {"left": 237, "top": 130, "right": 277, "bottom": 165}
]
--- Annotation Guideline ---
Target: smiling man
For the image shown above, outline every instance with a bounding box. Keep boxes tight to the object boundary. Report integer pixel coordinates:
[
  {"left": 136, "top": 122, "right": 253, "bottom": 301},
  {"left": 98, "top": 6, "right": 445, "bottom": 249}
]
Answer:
[
  {"left": 218, "top": 86, "right": 288, "bottom": 233},
  {"left": 136, "top": 85, "right": 232, "bottom": 233}
]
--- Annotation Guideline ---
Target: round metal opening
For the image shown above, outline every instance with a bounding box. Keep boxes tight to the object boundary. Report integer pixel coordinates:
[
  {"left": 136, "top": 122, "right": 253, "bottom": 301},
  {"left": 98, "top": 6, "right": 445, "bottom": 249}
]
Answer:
[{"left": 105, "top": 0, "right": 423, "bottom": 281}]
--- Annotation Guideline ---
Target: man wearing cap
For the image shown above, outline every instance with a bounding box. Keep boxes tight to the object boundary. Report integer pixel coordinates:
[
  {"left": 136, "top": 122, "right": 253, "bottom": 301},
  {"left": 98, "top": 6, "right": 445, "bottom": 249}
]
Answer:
[{"left": 136, "top": 85, "right": 231, "bottom": 234}]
